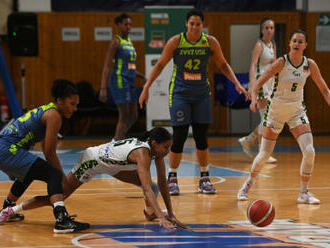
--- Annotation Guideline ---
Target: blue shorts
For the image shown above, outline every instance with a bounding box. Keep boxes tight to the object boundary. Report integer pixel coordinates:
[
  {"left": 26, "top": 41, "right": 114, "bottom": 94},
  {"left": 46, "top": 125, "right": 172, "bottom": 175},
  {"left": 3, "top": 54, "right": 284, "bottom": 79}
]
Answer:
[
  {"left": 109, "top": 75, "right": 137, "bottom": 104},
  {"left": 169, "top": 94, "right": 212, "bottom": 126},
  {"left": 0, "top": 141, "right": 38, "bottom": 181}
]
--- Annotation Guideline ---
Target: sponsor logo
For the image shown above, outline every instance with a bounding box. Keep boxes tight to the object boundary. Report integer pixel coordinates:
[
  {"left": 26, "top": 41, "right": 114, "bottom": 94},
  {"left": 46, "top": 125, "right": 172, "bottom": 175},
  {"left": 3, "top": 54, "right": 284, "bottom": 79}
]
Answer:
[{"left": 184, "top": 72, "right": 202, "bottom": 80}]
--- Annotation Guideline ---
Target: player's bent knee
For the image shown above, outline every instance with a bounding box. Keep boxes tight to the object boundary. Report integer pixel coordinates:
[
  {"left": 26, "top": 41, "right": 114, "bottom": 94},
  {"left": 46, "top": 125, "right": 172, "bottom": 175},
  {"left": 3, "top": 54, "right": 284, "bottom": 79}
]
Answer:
[{"left": 303, "top": 144, "right": 315, "bottom": 163}]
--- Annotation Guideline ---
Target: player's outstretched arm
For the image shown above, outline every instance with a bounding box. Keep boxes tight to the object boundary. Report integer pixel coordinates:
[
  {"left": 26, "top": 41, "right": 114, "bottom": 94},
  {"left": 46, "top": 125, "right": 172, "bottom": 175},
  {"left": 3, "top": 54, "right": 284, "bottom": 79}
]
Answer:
[
  {"left": 132, "top": 148, "right": 175, "bottom": 229},
  {"left": 139, "top": 35, "right": 179, "bottom": 108}
]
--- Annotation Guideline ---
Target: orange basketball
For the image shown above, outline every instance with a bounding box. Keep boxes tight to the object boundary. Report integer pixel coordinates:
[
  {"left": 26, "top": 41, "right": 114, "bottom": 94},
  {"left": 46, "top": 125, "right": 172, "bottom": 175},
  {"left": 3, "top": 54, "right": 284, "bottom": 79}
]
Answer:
[{"left": 247, "top": 199, "right": 275, "bottom": 227}]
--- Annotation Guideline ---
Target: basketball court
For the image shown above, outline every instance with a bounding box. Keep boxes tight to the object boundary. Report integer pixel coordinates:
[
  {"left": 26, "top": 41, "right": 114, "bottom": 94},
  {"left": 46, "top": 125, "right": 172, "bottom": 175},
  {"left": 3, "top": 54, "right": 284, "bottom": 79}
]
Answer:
[{"left": 1, "top": 136, "right": 330, "bottom": 247}]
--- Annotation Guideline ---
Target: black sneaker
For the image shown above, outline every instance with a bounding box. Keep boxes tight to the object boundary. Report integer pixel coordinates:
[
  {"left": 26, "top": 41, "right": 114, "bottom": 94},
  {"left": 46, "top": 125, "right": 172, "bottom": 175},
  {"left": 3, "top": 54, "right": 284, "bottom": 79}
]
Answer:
[
  {"left": 54, "top": 215, "right": 90, "bottom": 233},
  {"left": 2, "top": 199, "right": 24, "bottom": 222}
]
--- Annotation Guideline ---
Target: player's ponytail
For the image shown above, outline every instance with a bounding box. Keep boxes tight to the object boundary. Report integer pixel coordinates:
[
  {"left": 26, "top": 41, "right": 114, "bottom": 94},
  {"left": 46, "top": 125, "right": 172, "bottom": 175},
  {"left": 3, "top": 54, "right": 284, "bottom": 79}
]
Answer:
[{"left": 141, "top": 127, "right": 172, "bottom": 144}]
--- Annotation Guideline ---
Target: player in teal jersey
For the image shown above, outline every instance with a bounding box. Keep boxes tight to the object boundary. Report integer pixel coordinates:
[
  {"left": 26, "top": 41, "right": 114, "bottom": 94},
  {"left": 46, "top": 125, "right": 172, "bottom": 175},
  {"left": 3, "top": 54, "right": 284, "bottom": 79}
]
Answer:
[
  {"left": 139, "top": 9, "right": 248, "bottom": 195},
  {"left": 100, "top": 13, "right": 146, "bottom": 141},
  {"left": 0, "top": 79, "right": 89, "bottom": 233}
]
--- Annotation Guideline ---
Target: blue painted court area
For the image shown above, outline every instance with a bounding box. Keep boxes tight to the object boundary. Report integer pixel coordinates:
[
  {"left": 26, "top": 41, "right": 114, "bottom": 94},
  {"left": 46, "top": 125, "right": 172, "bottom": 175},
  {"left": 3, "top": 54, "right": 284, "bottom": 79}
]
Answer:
[
  {"left": 1, "top": 143, "right": 328, "bottom": 182},
  {"left": 73, "top": 224, "right": 302, "bottom": 248},
  {"left": 0, "top": 147, "right": 250, "bottom": 182}
]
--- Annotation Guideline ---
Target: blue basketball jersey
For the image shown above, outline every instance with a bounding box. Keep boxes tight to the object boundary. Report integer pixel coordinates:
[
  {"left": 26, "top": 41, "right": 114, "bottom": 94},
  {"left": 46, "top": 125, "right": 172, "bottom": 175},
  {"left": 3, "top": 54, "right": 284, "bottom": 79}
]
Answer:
[
  {"left": 110, "top": 35, "right": 137, "bottom": 88},
  {"left": 0, "top": 102, "right": 57, "bottom": 151},
  {"left": 169, "top": 32, "right": 211, "bottom": 104}
]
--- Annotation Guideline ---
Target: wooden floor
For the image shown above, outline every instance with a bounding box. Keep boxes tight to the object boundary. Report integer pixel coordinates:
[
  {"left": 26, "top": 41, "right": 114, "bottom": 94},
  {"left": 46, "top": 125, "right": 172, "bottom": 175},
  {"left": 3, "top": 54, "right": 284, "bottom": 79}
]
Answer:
[{"left": 1, "top": 136, "right": 330, "bottom": 248}]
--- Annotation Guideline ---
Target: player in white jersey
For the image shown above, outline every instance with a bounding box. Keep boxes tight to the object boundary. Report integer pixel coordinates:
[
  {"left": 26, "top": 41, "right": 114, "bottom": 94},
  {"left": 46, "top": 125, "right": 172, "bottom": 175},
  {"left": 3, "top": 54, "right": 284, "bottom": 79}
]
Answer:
[
  {"left": 238, "top": 29, "right": 330, "bottom": 204},
  {"left": 238, "top": 18, "right": 277, "bottom": 163},
  {"left": 0, "top": 127, "right": 187, "bottom": 230}
]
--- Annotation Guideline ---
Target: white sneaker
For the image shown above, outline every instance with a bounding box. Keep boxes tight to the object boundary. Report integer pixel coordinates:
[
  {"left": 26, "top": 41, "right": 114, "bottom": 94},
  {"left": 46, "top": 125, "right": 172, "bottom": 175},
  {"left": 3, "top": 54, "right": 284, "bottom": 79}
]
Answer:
[
  {"left": 238, "top": 137, "right": 254, "bottom": 158},
  {"left": 267, "top": 156, "right": 277, "bottom": 163},
  {"left": 237, "top": 189, "right": 248, "bottom": 201},
  {"left": 297, "top": 191, "right": 320, "bottom": 205},
  {"left": 237, "top": 180, "right": 252, "bottom": 201}
]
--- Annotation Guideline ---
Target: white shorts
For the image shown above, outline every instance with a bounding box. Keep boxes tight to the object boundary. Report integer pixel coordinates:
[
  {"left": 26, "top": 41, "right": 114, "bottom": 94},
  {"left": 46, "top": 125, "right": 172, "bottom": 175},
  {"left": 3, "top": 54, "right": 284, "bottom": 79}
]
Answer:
[
  {"left": 71, "top": 147, "right": 136, "bottom": 183},
  {"left": 263, "top": 100, "right": 309, "bottom": 134}
]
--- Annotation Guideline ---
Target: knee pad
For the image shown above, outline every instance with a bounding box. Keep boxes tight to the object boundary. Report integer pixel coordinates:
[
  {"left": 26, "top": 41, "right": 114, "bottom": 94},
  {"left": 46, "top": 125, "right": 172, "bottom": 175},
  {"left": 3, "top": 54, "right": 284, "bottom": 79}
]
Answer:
[
  {"left": 303, "top": 144, "right": 315, "bottom": 163},
  {"left": 192, "top": 124, "right": 208, "bottom": 150},
  {"left": 47, "top": 166, "right": 63, "bottom": 196},
  {"left": 10, "top": 179, "right": 29, "bottom": 198},
  {"left": 300, "top": 144, "right": 315, "bottom": 176},
  {"left": 151, "top": 181, "right": 159, "bottom": 197},
  {"left": 171, "top": 125, "right": 189, "bottom": 153}
]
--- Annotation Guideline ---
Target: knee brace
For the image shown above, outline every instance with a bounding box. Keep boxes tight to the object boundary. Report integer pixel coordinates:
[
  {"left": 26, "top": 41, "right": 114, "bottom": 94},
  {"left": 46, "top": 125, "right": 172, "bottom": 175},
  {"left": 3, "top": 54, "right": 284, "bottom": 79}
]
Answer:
[
  {"left": 298, "top": 134, "right": 315, "bottom": 177},
  {"left": 192, "top": 123, "right": 209, "bottom": 150},
  {"left": 171, "top": 125, "right": 189, "bottom": 153}
]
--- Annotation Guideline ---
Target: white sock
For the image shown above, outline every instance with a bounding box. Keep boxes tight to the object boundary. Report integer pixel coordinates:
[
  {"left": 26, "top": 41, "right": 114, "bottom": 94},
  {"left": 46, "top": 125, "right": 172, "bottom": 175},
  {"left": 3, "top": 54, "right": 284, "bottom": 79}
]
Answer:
[
  {"left": 12, "top": 203, "right": 23, "bottom": 213},
  {"left": 169, "top": 168, "right": 178, "bottom": 173},
  {"left": 300, "top": 181, "right": 309, "bottom": 193},
  {"left": 53, "top": 201, "right": 65, "bottom": 208}
]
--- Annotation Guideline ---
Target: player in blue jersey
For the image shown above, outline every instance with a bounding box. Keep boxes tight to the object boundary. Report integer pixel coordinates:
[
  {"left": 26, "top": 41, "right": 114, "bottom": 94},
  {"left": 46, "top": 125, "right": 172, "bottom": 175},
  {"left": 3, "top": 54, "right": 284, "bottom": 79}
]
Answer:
[
  {"left": 100, "top": 13, "right": 146, "bottom": 141},
  {"left": 139, "top": 9, "right": 248, "bottom": 195},
  {"left": 0, "top": 79, "right": 89, "bottom": 233}
]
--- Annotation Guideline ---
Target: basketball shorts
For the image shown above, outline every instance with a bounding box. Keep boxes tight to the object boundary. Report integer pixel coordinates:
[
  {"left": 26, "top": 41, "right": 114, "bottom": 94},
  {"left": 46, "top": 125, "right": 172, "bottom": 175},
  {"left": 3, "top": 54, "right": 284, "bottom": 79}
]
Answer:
[
  {"left": 263, "top": 100, "right": 309, "bottom": 134},
  {"left": 71, "top": 147, "right": 136, "bottom": 183},
  {"left": 0, "top": 141, "right": 37, "bottom": 181},
  {"left": 169, "top": 94, "right": 212, "bottom": 126},
  {"left": 109, "top": 75, "right": 137, "bottom": 104}
]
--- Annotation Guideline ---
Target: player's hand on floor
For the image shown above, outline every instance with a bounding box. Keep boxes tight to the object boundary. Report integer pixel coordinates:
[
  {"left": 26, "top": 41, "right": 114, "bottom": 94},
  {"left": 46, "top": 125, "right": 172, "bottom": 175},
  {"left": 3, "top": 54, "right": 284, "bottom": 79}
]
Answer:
[
  {"left": 168, "top": 216, "right": 191, "bottom": 230},
  {"left": 159, "top": 217, "right": 176, "bottom": 229}
]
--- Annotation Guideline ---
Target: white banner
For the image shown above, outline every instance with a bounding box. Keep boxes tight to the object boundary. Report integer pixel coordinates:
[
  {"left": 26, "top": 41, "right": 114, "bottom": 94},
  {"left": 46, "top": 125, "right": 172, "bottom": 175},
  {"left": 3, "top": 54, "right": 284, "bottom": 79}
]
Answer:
[
  {"left": 62, "top": 27, "right": 80, "bottom": 41},
  {"left": 94, "top": 27, "right": 112, "bottom": 41},
  {"left": 145, "top": 54, "right": 172, "bottom": 131}
]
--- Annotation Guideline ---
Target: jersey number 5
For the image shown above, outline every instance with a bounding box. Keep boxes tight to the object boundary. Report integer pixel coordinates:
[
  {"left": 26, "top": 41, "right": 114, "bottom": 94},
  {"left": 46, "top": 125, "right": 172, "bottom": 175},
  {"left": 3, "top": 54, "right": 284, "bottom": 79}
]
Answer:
[{"left": 291, "top": 82, "right": 298, "bottom": 92}]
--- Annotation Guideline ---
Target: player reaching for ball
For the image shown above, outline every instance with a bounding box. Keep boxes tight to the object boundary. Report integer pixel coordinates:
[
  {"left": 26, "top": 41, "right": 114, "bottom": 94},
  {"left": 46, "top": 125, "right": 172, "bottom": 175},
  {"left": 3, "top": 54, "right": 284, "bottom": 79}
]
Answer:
[
  {"left": 237, "top": 29, "right": 330, "bottom": 204},
  {"left": 0, "top": 127, "right": 188, "bottom": 230}
]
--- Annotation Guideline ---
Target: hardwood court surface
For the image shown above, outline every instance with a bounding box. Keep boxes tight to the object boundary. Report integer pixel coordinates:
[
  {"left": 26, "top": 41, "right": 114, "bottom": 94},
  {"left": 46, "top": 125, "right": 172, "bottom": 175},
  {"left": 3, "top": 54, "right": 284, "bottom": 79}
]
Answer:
[{"left": 1, "top": 136, "right": 330, "bottom": 247}]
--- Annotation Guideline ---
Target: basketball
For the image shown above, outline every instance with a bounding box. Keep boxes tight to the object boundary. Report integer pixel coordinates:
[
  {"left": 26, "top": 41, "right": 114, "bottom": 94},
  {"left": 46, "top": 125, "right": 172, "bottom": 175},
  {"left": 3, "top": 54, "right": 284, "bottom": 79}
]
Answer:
[{"left": 247, "top": 200, "right": 275, "bottom": 227}]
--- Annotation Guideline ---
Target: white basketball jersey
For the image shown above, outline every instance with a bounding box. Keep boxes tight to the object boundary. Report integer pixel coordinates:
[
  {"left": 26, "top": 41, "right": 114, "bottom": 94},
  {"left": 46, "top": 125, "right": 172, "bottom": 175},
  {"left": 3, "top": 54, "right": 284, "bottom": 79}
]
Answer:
[
  {"left": 97, "top": 138, "right": 150, "bottom": 170},
  {"left": 271, "top": 54, "right": 310, "bottom": 103},
  {"left": 256, "top": 40, "right": 275, "bottom": 98}
]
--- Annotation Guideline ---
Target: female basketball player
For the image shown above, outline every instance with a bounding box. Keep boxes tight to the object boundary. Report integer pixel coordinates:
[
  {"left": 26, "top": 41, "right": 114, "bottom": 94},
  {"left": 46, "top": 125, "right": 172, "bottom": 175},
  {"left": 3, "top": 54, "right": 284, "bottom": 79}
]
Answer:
[
  {"left": 1, "top": 127, "right": 187, "bottom": 230},
  {"left": 238, "top": 18, "right": 277, "bottom": 163},
  {"left": 237, "top": 29, "right": 330, "bottom": 204},
  {"left": 0, "top": 79, "right": 89, "bottom": 233},
  {"left": 139, "top": 9, "right": 248, "bottom": 195},
  {"left": 100, "top": 13, "right": 146, "bottom": 141}
]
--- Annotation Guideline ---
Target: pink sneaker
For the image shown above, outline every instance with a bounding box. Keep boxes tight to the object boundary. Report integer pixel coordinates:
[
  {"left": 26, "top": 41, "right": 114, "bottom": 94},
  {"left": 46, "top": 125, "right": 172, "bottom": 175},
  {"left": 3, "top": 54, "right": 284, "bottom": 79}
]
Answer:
[{"left": 0, "top": 207, "right": 15, "bottom": 224}]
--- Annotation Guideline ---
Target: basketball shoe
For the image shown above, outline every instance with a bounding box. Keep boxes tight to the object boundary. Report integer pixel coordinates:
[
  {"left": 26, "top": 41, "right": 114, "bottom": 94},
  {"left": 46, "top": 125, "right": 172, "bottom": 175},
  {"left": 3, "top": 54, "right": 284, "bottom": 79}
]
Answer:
[
  {"left": 2, "top": 199, "right": 24, "bottom": 222},
  {"left": 168, "top": 177, "right": 180, "bottom": 195},
  {"left": 53, "top": 206, "right": 90, "bottom": 233},
  {"left": 238, "top": 137, "right": 254, "bottom": 158},
  {"left": 237, "top": 180, "right": 253, "bottom": 201},
  {"left": 198, "top": 177, "right": 216, "bottom": 194},
  {"left": 0, "top": 207, "right": 15, "bottom": 224},
  {"left": 297, "top": 190, "right": 320, "bottom": 205}
]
